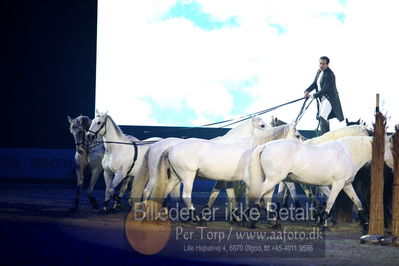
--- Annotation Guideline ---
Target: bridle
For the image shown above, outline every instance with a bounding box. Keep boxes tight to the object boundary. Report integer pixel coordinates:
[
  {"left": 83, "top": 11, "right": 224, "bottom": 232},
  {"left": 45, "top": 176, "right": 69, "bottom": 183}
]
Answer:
[
  {"left": 87, "top": 114, "right": 138, "bottom": 175},
  {"left": 70, "top": 119, "right": 89, "bottom": 154},
  {"left": 88, "top": 115, "right": 108, "bottom": 139}
]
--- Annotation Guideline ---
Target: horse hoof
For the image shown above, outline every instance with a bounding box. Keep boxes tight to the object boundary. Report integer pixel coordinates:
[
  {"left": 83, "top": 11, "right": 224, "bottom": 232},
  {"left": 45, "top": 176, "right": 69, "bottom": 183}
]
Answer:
[
  {"left": 91, "top": 201, "right": 100, "bottom": 210},
  {"left": 128, "top": 199, "right": 134, "bottom": 207},
  {"left": 98, "top": 208, "right": 107, "bottom": 215},
  {"left": 99, "top": 207, "right": 114, "bottom": 215},
  {"left": 113, "top": 203, "right": 123, "bottom": 211},
  {"left": 198, "top": 219, "right": 207, "bottom": 227},
  {"left": 89, "top": 196, "right": 99, "bottom": 210},
  {"left": 362, "top": 223, "right": 369, "bottom": 233},
  {"left": 247, "top": 219, "right": 257, "bottom": 229},
  {"left": 271, "top": 223, "right": 282, "bottom": 229},
  {"left": 201, "top": 206, "right": 211, "bottom": 216},
  {"left": 322, "top": 226, "right": 331, "bottom": 232},
  {"left": 229, "top": 218, "right": 241, "bottom": 225},
  {"left": 238, "top": 220, "right": 248, "bottom": 227}
]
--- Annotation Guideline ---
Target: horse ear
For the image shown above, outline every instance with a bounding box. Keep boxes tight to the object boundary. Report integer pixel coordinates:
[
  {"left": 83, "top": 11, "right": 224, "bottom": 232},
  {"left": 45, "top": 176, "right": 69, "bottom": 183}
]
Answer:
[
  {"left": 356, "top": 118, "right": 360, "bottom": 123},
  {"left": 67, "top": 116, "right": 72, "bottom": 124},
  {"left": 345, "top": 118, "right": 349, "bottom": 123},
  {"left": 105, "top": 110, "right": 108, "bottom": 116},
  {"left": 95, "top": 109, "right": 100, "bottom": 116}
]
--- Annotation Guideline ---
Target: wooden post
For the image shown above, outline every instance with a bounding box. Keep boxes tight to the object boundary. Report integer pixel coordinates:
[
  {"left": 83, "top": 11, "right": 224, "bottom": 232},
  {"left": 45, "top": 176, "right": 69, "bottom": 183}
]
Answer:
[
  {"left": 391, "top": 125, "right": 399, "bottom": 239},
  {"left": 368, "top": 94, "right": 386, "bottom": 236}
]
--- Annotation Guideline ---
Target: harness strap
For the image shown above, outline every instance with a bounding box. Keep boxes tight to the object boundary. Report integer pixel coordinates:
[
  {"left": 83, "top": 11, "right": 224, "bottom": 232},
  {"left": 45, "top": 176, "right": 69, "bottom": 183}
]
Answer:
[
  {"left": 92, "top": 140, "right": 159, "bottom": 146},
  {"left": 126, "top": 141, "right": 138, "bottom": 177}
]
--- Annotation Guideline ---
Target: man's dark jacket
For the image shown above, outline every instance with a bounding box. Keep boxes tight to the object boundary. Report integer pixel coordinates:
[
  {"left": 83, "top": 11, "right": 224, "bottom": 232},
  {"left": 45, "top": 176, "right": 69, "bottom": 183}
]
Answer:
[{"left": 305, "top": 67, "right": 344, "bottom": 122}]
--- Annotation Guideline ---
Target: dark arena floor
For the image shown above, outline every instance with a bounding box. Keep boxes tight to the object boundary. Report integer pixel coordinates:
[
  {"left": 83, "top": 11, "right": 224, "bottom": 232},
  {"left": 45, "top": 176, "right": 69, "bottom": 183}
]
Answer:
[{"left": 1, "top": 182, "right": 399, "bottom": 266}]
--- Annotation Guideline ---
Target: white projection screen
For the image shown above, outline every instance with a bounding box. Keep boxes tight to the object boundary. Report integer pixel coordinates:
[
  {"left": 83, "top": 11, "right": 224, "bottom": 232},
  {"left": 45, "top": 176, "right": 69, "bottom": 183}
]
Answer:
[{"left": 96, "top": 0, "right": 399, "bottom": 130}]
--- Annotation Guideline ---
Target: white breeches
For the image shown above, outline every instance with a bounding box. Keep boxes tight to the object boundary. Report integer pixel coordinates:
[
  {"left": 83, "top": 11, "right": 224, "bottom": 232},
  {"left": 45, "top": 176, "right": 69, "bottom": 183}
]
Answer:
[{"left": 320, "top": 97, "right": 332, "bottom": 121}]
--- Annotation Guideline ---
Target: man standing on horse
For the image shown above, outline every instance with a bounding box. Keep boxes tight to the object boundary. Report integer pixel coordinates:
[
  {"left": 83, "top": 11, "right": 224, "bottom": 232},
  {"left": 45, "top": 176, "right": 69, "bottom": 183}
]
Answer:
[{"left": 304, "top": 56, "right": 344, "bottom": 134}]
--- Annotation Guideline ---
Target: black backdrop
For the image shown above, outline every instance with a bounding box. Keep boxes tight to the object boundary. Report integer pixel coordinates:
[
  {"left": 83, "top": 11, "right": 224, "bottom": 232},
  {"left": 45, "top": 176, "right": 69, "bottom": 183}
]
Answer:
[
  {"left": 2, "top": 0, "right": 97, "bottom": 149},
  {"left": 1, "top": 0, "right": 314, "bottom": 150}
]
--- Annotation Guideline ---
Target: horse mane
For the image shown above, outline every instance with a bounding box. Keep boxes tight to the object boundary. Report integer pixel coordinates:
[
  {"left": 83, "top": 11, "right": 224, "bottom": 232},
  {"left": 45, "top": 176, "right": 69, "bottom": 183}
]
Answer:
[
  {"left": 270, "top": 116, "right": 287, "bottom": 127},
  {"left": 216, "top": 117, "right": 267, "bottom": 141},
  {"left": 106, "top": 115, "right": 131, "bottom": 140},
  {"left": 258, "top": 124, "right": 295, "bottom": 143},
  {"left": 341, "top": 136, "right": 373, "bottom": 167},
  {"left": 305, "top": 125, "right": 369, "bottom": 145}
]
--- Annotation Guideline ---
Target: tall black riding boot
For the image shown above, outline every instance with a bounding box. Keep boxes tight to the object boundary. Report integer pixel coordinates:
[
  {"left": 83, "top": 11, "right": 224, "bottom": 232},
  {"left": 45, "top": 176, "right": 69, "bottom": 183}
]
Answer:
[{"left": 319, "top": 118, "right": 330, "bottom": 135}]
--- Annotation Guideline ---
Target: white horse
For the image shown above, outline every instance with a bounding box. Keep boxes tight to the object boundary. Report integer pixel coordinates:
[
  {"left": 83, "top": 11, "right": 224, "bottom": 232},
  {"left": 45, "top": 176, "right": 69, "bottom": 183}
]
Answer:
[
  {"left": 206, "top": 124, "right": 370, "bottom": 213},
  {"left": 291, "top": 125, "right": 371, "bottom": 205},
  {"left": 152, "top": 123, "right": 302, "bottom": 223},
  {"left": 86, "top": 110, "right": 161, "bottom": 212},
  {"left": 248, "top": 135, "right": 394, "bottom": 230},
  {"left": 67, "top": 115, "right": 104, "bottom": 212},
  {"left": 274, "top": 122, "right": 371, "bottom": 210},
  {"left": 129, "top": 117, "right": 270, "bottom": 205}
]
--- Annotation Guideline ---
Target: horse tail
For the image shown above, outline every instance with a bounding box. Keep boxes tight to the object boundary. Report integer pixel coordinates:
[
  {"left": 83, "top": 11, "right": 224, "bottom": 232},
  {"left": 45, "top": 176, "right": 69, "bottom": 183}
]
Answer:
[
  {"left": 248, "top": 144, "right": 265, "bottom": 199},
  {"left": 151, "top": 149, "right": 169, "bottom": 199},
  {"left": 129, "top": 149, "right": 150, "bottom": 204}
]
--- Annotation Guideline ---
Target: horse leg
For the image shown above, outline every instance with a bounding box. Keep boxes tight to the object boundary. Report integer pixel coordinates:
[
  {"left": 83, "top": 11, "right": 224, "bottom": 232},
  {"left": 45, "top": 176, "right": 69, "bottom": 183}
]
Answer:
[
  {"left": 69, "top": 154, "right": 86, "bottom": 212},
  {"left": 110, "top": 171, "right": 128, "bottom": 210},
  {"left": 245, "top": 186, "right": 250, "bottom": 208},
  {"left": 275, "top": 182, "right": 286, "bottom": 218},
  {"left": 129, "top": 161, "right": 150, "bottom": 206},
  {"left": 225, "top": 182, "right": 240, "bottom": 223},
  {"left": 87, "top": 163, "right": 102, "bottom": 210},
  {"left": 301, "top": 184, "right": 313, "bottom": 202},
  {"left": 164, "top": 174, "right": 181, "bottom": 202},
  {"left": 181, "top": 174, "right": 206, "bottom": 226},
  {"left": 101, "top": 170, "right": 113, "bottom": 214},
  {"left": 286, "top": 182, "right": 300, "bottom": 207},
  {"left": 246, "top": 178, "right": 278, "bottom": 229},
  {"left": 205, "top": 181, "right": 225, "bottom": 210},
  {"left": 342, "top": 183, "right": 368, "bottom": 232},
  {"left": 321, "top": 182, "right": 345, "bottom": 231},
  {"left": 112, "top": 177, "right": 130, "bottom": 210},
  {"left": 261, "top": 179, "right": 280, "bottom": 228},
  {"left": 119, "top": 177, "right": 131, "bottom": 198},
  {"left": 301, "top": 185, "right": 318, "bottom": 220},
  {"left": 234, "top": 181, "right": 246, "bottom": 204}
]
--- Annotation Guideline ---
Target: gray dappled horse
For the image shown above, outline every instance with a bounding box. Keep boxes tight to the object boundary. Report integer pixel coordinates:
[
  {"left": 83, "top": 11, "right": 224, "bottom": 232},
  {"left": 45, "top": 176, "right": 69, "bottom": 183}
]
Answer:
[{"left": 68, "top": 115, "right": 105, "bottom": 212}]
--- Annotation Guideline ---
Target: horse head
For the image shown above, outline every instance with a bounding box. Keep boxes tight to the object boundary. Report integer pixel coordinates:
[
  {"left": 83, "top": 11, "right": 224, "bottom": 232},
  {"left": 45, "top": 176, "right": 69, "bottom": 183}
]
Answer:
[
  {"left": 251, "top": 116, "right": 269, "bottom": 130},
  {"left": 270, "top": 116, "right": 287, "bottom": 127},
  {"left": 346, "top": 118, "right": 367, "bottom": 126},
  {"left": 286, "top": 123, "right": 304, "bottom": 141},
  {"left": 87, "top": 110, "right": 108, "bottom": 141},
  {"left": 67, "top": 115, "right": 91, "bottom": 146}
]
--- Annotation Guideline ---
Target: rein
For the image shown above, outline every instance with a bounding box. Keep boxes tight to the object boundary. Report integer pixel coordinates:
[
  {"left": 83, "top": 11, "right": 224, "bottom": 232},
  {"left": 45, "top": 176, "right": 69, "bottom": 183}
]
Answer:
[
  {"left": 293, "top": 97, "right": 315, "bottom": 126},
  {"left": 143, "top": 97, "right": 307, "bottom": 133}
]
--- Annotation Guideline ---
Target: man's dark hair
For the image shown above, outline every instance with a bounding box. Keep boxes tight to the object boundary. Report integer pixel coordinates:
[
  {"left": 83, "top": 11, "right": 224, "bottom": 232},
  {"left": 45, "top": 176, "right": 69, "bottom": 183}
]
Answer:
[{"left": 320, "top": 56, "right": 330, "bottom": 64}]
